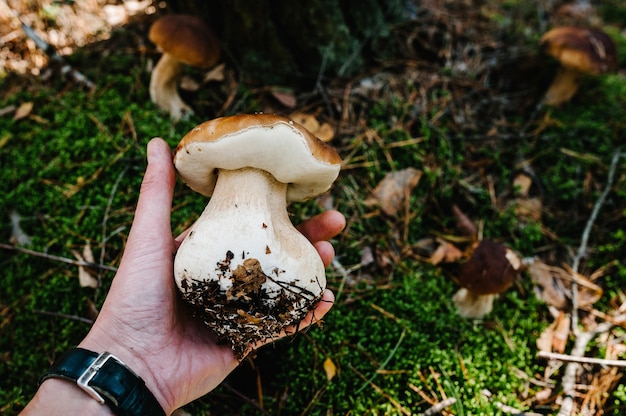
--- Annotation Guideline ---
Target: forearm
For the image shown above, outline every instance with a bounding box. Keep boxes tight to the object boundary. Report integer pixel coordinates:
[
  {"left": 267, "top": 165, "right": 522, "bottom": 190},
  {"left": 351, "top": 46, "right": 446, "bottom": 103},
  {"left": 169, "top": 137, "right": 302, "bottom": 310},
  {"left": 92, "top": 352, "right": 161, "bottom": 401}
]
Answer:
[{"left": 21, "top": 378, "right": 115, "bottom": 416}]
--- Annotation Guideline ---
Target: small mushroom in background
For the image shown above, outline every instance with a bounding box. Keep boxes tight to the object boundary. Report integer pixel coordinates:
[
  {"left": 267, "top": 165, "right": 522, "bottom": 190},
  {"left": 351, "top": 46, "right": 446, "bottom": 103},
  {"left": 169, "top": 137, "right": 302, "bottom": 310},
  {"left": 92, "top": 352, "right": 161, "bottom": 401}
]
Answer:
[
  {"left": 539, "top": 26, "right": 617, "bottom": 106},
  {"left": 172, "top": 114, "right": 342, "bottom": 358},
  {"left": 148, "top": 15, "right": 221, "bottom": 120},
  {"left": 452, "top": 240, "right": 521, "bottom": 319}
]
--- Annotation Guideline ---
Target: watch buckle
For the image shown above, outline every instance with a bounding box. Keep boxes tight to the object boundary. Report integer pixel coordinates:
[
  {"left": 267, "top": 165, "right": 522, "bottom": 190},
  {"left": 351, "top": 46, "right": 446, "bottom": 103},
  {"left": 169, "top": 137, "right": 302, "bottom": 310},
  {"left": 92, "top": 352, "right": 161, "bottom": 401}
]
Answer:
[{"left": 77, "top": 351, "right": 118, "bottom": 404}]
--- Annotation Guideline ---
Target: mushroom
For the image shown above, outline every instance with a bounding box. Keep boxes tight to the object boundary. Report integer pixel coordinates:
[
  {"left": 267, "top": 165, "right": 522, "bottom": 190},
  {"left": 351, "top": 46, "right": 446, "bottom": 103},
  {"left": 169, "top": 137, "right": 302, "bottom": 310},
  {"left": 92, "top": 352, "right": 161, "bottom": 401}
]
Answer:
[
  {"left": 539, "top": 26, "right": 617, "bottom": 106},
  {"left": 173, "top": 114, "right": 342, "bottom": 357},
  {"left": 148, "top": 15, "right": 220, "bottom": 120},
  {"left": 452, "top": 240, "right": 521, "bottom": 319}
]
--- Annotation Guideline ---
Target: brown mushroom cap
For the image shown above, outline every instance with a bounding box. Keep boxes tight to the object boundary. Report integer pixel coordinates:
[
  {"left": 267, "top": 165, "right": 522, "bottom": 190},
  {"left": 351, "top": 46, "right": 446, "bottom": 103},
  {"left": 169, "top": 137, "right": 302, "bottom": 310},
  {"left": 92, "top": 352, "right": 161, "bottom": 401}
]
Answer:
[
  {"left": 539, "top": 26, "right": 618, "bottom": 75},
  {"left": 149, "top": 14, "right": 220, "bottom": 68},
  {"left": 173, "top": 114, "right": 343, "bottom": 201},
  {"left": 456, "top": 240, "right": 520, "bottom": 296}
]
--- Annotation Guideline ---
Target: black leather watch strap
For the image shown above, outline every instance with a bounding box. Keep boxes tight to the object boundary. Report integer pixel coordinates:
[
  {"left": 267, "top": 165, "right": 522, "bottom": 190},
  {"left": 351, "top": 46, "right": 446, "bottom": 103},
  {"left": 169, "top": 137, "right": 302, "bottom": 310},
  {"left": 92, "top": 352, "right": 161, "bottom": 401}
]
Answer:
[{"left": 39, "top": 348, "right": 165, "bottom": 416}]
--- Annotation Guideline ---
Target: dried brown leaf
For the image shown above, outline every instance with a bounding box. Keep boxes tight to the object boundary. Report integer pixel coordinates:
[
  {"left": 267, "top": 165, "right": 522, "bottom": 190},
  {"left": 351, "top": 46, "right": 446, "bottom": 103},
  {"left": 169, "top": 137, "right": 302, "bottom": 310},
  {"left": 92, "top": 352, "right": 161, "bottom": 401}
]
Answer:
[
  {"left": 13, "top": 101, "right": 33, "bottom": 121},
  {"left": 430, "top": 239, "right": 463, "bottom": 265},
  {"left": 0, "top": 105, "right": 17, "bottom": 117},
  {"left": 73, "top": 242, "right": 99, "bottom": 289},
  {"left": 513, "top": 173, "right": 533, "bottom": 197},
  {"left": 271, "top": 89, "right": 297, "bottom": 108},
  {"left": 536, "top": 310, "right": 570, "bottom": 353},
  {"left": 528, "top": 260, "right": 569, "bottom": 309},
  {"left": 290, "top": 112, "right": 335, "bottom": 142},
  {"left": 179, "top": 75, "right": 200, "bottom": 91},
  {"left": 451, "top": 204, "right": 477, "bottom": 237},
  {"left": 560, "top": 264, "right": 603, "bottom": 307},
  {"left": 513, "top": 197, "right": 542, "bottom": 222},
  {"left": 365, "top": 168, "right": 422, "bottom": 218},
  {"left": 552, "top": 311, "right": 571, "bottom": 353},
  {"left": 315, "top": 122, "right": 335, "bottom": 142},
  {"left": 203, "top": 63, "right": 226, "bottom": 83},
  {"left": 290, "top": 112, "right": 319, "bottom": 132}
]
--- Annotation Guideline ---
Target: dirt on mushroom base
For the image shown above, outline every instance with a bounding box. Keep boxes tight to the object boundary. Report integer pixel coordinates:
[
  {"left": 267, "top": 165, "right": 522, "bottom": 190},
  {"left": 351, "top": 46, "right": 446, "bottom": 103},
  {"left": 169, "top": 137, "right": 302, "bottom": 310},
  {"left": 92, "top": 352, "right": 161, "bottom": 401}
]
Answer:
[{"left": 179, "top": 251, "right": 323, "bottom": 359}]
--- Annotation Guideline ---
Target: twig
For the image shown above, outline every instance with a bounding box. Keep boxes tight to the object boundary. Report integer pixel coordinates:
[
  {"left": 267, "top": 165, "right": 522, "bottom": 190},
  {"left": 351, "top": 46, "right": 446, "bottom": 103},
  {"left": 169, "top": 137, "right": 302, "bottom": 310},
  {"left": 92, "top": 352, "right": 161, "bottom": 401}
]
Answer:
[
  {"left": 0, "top": 242, "right": 117, "bottom": 272},
  {"left": 481, "top": 389, "right": 543, "bottom": 416},
  {"left": 419, "top": 397, "right": 457, "bottom": 416},
  {"left": 557, "top": 150, "right": 623, "bottom": 416},
  {"left": 570, "top": 150, "right": 622, "bottom": 333},
  {"left": 98, "top": 165, "right": 129, "bottom": 296},
  {"left": 33, "top": 309, "right": 94, "bottom": 325},
  {"left": 0, "top": 0, "right": 95, "bottom": 90},
  {"left": 538, "top": 351, "right": 626, "bottom": 368},
  {"left": 557, "top": 320, "right": 619, "bottom": 416}
]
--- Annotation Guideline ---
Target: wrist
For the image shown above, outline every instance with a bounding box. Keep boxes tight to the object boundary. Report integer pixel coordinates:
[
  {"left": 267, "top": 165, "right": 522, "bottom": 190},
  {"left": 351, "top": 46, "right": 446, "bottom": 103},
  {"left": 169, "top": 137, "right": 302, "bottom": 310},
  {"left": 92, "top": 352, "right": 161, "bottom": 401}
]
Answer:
[
  {"left": 78, "top": 336, "right": 172, "bottom": 414},
  {"left": 22, "top": 377, "right": 115, "bottom": 416}
]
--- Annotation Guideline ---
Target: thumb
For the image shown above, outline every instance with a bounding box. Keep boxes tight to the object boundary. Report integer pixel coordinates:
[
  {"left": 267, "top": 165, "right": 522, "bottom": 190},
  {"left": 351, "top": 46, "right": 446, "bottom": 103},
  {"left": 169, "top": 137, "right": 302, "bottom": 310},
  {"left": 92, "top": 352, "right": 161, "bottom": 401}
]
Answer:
[{"left": 124, "top": 138, "right": 176, "bottom": 255}]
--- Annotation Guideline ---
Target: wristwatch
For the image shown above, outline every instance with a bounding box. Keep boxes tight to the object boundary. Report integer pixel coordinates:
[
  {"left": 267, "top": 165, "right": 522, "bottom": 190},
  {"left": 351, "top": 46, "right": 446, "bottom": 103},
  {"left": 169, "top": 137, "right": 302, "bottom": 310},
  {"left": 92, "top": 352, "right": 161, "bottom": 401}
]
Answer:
[{"left": 39, "top": 348, "right": 165, "bottom": 416}]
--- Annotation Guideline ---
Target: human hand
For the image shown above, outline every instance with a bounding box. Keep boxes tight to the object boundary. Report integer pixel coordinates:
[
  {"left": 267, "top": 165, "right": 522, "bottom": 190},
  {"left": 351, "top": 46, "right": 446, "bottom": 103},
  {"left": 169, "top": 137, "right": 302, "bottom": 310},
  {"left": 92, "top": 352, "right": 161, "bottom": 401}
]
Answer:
[{"left": 77, "top": 138, "right": 345, "bottom": 414}]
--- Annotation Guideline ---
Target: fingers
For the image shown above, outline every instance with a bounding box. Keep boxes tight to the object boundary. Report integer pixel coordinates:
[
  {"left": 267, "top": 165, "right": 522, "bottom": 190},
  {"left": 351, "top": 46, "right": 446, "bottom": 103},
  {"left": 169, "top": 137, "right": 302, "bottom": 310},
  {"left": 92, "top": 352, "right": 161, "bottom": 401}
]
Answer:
[
  {"left": 313, "top": 241, "right": 335, "bottom": 268},
  {"left": 124, "top": 138, "right": 176, "bottom": 255},
  {"left": 297, "top": 210, "right": 346, "bottom": 243}
]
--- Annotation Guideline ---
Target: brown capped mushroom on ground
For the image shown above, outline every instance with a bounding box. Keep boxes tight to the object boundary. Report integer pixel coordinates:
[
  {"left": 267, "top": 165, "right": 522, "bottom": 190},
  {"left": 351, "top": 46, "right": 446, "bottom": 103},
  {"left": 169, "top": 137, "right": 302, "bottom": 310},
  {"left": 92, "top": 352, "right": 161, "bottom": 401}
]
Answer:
[
  {"left": 539, "top": 26, "right": 617, "bottom": 106},
  {"left": 172, "top": 114, "right": 342, "bottom": 358},
  {"left": 452, "top": 240, "right": 521, "bottom": 318},
  {"left": 148, "top": 14, "right": 220, "bottom": 120}
]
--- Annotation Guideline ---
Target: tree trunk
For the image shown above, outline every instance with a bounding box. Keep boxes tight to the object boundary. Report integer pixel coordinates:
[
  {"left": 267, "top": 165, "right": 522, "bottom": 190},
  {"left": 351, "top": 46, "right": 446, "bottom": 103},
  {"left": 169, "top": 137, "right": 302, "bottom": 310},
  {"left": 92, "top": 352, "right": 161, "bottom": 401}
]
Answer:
[{"left": 166, "top": 0, "right": 408, "bottom": 87}]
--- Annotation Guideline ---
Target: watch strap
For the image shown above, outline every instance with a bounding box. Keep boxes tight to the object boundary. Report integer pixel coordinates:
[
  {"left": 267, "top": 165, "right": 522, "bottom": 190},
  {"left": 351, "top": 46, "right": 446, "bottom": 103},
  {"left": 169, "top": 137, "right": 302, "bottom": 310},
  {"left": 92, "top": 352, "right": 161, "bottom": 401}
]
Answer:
[{"left": 39, "top": 348, "right": 165, "bottom": 416}]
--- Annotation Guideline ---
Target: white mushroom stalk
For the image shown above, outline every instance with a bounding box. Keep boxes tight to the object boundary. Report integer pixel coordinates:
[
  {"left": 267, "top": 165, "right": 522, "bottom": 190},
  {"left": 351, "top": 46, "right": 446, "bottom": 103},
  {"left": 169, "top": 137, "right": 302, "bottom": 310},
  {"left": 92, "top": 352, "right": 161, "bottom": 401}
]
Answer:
[
  {"left": 148, "top": 15, "right": 220, "bottom": 120},
  {"left": 149, "top": 53, "right": 192, "bottom": 120},
  {"left": 172, "top": 114, "right": 342, "bottom": 358}
]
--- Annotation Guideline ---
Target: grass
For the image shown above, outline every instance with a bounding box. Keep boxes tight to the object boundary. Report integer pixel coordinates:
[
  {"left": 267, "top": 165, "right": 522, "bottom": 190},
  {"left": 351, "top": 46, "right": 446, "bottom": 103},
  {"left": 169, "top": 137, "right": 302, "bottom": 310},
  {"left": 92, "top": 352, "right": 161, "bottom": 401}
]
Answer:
[{"left": 3, "top": 5, "right": 626, "bottom": 416}]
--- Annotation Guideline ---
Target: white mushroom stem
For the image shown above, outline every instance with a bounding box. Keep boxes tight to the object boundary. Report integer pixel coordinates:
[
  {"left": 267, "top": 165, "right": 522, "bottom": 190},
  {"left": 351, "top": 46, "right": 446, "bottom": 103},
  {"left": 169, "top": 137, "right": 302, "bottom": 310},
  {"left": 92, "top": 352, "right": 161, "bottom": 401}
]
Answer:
[
  {"left": 174, "top": 167, "right": 326, "bottom": 307},
  {"left": 543, "top": 67, "right": 582, "bottom": 106},
  {"left": 149, "top": 53, "right": 193, "bottom": 120},
  {"left": 452, "top": 288, "right": 496, "bottom": 319}
]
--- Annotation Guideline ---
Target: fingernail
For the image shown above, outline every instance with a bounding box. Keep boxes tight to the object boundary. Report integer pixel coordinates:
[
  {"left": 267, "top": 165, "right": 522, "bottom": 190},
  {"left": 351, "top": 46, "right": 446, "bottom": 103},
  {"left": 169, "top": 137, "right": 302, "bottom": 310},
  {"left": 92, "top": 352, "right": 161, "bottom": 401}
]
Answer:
[{"left": 147, "top": 138, "right": 166, "bottom": 163}]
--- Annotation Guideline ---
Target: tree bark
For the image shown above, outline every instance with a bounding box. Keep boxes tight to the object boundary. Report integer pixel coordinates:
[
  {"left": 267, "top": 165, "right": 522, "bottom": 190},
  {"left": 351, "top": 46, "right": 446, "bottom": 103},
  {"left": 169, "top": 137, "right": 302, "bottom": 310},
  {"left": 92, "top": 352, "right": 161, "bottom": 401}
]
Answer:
[{"left": 166, "top": 0, "right": 407, "bottom": 87}]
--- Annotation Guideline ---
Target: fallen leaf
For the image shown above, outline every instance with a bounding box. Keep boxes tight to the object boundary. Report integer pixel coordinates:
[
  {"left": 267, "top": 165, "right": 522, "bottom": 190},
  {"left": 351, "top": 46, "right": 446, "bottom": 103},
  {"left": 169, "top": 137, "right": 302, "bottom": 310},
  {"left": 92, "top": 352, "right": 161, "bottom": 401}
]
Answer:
[
  {"left": 72, "top": 242, "right": 99, "bottom": 289},
  {"left": 290, "top": 112, "right": 319, "bottom": 132},
  {"left": 534, "top": 387, "right": 554, "bottom": 404},
  {"left": 360, "top": 245, "right": 375, "bottom": 267},
  {"left": 13, "top": 102, "right": 33, "bottom": 121},
  {"left": 203, "top": 63, "right": 225, "bottom": 83},
  {"left": 315, "top": 121, "right": 335, "bottom": 142},
  {"left": 290, "top": 112, "right": 335, "bottom": 142},
  {"left": 528, "top": 260, "right": 569, "bottom": 309},
  {"left": 179, "top": 75, "right": 200, "bottom": 91},
  {"left": 552, "top": 310, "right": 571, "bottom": 353},
  {"left": 513, "top": 197, "right": 542, "bottom": 222},
  {"left": 560, "top": 263, "right": 603, "bottom": 308},
  {"left": 528, "top": 260, "right": 603, "bottom": 309},
  {"left": 429, "top": 239, "right": 463, "bottom": 265},
  {"left": 271, "top": 89, "right": 297, "bottom": 108},
  {"left": 0, "top": 105, "right": 17, "bottom": 117},
  {"left": 323, "top": 356, "right": 337, "bottom": 381},
  {"left": 536, "top": 309, "right": 570, "bottom": 353},
  {"left": 513, "top": 173, "right": 533, "bottom": 197},
  {"left": 365, "top": 168, "right": 422, "bottom": 218},
  {"left": 0, "top": 133, "right": 12, "bottom": 149},
  {"left": 452, "top": 204, "right": 477, "bottom": 237}
]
